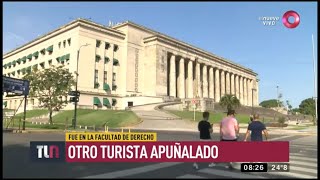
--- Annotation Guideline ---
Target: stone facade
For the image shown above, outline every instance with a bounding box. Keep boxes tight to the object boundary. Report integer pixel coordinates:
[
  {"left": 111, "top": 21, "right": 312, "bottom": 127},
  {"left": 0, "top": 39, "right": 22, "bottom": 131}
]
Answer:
[{"left": 3, "top": 18, "right": 259, "bottom": 111}]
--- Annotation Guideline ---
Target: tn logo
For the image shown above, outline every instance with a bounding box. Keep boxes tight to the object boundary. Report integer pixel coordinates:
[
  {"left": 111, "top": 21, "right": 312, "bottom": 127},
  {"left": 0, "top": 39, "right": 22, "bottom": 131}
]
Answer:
[{"left": 36, "top": 145, "right": 59, "bottom": 158}]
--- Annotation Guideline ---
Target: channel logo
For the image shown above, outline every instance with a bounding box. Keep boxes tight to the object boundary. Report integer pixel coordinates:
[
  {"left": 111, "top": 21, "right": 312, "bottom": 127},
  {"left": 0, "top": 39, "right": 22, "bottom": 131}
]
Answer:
[
  {"left": 282, "top": 10, "right": 300, "bottom": 28},
  {"left": 30, "top": 141, "right": 65, "bottom": 162}
]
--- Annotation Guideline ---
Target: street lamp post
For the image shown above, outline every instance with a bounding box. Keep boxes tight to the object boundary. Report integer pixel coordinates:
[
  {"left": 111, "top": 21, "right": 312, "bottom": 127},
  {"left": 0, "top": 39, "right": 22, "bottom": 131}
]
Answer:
[
  {"left": 312, "top": 34, "right": 318, "bottom": 124},
  {"left": 73, "top": 43, "right": 90, "bottom": 129},
  {"left": 276, "top": 85, "right": 279, "bottom": 108},
  {"left": 252, "top": 88, "right": 256, "bottom": 114}
]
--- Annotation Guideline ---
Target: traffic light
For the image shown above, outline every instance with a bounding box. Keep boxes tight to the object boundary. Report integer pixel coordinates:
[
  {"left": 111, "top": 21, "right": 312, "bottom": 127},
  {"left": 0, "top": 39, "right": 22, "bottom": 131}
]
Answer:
[{"left": 69, "top": 90, "right": 80, "bottom": 102}]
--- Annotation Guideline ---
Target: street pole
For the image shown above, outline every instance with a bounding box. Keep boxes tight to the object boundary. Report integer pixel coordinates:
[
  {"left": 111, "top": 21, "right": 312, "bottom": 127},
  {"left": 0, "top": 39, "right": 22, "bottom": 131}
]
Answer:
[
  {"left": 276, "top": 85, "right": 279, "bottom": 109},
  {"left": 312, "top": 34, "right": 318, "bottom": 123},
  {"left": 252, "top": 88, "right": 256, "bottom": 114},
  {"left": 73, "top": 50, "right": 80, "bottom": 129},
  {"left": 23, "top": 94, "right": 27, "bottom": 130},
  {"left": 193, "top": 105, "right": 195, "bottom": 121},
  {"left": 73, "top": 43, "right": 90, "bottom": 129}
]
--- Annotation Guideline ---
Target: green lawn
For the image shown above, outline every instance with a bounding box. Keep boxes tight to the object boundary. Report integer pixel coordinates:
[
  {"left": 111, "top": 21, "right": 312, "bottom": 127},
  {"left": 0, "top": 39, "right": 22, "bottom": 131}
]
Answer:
[
  {"left": 4, "top": 109, "right": 140, "bottom": 130},
  {"left": 15, "top": 109, "right": 49, "bottom": 119},
  {"left": 52, "top": 109, "right": 140, "bottom": 128},
  {"left": 167, "top": 110, "right": 273, "bottom": 124}
]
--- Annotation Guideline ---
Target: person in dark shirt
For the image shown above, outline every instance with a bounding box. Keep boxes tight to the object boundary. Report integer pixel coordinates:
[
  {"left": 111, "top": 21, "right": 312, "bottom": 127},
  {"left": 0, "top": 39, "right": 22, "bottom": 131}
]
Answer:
[
  {"left": 193, "top": 111, "right": 215, "bottom": 169},
  {"left": 198, "top": 112, "right": 213, "bottom": 139},
  {"left": 244, "top": 114, "right": 268, "bottom": 142}
]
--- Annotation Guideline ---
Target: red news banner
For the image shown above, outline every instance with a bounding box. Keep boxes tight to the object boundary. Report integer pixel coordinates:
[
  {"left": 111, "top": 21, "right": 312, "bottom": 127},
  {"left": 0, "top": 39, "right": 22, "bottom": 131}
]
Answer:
[{"left": 65, "top": 133, "right": 289, "bottom": 163}]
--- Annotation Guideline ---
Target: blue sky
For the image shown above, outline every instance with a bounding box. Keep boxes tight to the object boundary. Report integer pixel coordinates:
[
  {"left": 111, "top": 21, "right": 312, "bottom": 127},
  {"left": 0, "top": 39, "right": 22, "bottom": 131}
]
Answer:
[{"left": 3, "top": 2, "right": 317, "bottom": 108}]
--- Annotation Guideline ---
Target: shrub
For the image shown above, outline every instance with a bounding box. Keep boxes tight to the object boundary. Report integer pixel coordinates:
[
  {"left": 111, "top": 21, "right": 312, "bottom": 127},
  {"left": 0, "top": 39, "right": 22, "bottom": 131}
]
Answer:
[{"left": 278, "top": 116, "right": 286, "bottom": 127}]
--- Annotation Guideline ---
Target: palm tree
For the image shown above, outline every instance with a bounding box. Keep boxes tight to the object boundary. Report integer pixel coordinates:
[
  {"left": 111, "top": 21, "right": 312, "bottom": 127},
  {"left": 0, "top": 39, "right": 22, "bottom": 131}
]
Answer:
[{"left": 219, "top": 94, "right": 241, "bottom": 111}]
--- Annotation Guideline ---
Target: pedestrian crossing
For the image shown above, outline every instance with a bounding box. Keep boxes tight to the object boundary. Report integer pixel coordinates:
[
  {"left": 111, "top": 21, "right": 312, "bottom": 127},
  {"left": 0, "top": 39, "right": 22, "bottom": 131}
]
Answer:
[
  {"left": 174, "top": 151, "right": 317, "bottom": 179},
  {"left": 82, "top": 136, "right": 317, "bottom": 179},
  {"left": 83, "top": 150, "right": 317, "bottom": 179}
]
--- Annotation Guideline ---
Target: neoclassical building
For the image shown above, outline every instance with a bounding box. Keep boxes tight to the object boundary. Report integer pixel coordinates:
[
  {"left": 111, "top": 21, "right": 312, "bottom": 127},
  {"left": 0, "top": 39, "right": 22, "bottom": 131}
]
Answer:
[{"left": 3, "top": 18, "right": 259, "bottom": 111}]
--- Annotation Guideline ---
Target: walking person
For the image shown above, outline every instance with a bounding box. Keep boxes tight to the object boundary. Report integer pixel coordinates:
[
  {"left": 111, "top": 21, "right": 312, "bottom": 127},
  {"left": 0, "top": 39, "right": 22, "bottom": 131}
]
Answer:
[
  {"left": 220, "top": 109, "right": 239, "bottom": 169},
  {"left": 244, "top": 114, "right": 268, "bottom": 142},
  {"left": 193, "top": 111, "right": 216, "bottom": 170}
]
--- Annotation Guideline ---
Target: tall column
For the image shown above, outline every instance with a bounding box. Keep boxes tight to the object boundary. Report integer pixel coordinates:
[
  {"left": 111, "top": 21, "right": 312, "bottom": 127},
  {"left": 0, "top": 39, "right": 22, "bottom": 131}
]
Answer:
[
  {"left": 215, "top": 68, "right": 220, "bottom": 102},
  {"left": 226, "top": 71, "right": 230, "bottom": 95},
  {"left": 179, "top": 57, "right": 185, "bottom": 99},
  {"left": 209, "top": 67, "right": 214, "bottom": 98},
  {"left": 170, "top": 54, "right": 176, "bottom": 97},
  {"left": 239, "top": 76, "right": 243, "bottom": 104},
  {"left": 187, "top": 60, "right": 193, "bottom": 98},
  {"left": 231, "top": 73, "right": 235, "bottom": 95},
  {"left": 248, "top": 79, "right": 252, "bottom": 107},
  {"left": 244, "top": 78, "right": 247, "bottom": 106},
  {"left": 235, "top": 75, "right": 239, "bottom": 100},
  {"left": 220, "top": 70, "right": 225, "bottom": 98},
  {"left": 203, "top": 65, "right": 208, "bottom": 98},
  {"left": 196, "top": 62, "right": 201, "bottom": 98}
]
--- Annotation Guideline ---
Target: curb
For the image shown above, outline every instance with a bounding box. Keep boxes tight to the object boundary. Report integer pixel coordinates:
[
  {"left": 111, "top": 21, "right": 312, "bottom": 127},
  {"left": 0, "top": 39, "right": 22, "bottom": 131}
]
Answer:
[
  {"left": 154, "top": 103, "right": 183, "bottom": 120},
  {"left": 121, "top": 117, "right": 144, "bottom": 128},
  {"left": 8, "top": 129, "right": 316, "bottom": 136}
]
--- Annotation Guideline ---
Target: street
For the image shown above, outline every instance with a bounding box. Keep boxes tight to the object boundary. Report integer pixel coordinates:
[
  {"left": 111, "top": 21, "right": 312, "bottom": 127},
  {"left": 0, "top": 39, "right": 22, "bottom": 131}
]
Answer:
[{"left": 3, "top": 130, "right": 317, "bottom": 179}]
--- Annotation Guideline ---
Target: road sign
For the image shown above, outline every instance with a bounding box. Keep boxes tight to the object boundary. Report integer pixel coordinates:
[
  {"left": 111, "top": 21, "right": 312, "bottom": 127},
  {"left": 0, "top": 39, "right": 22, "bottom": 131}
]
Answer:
[
  {"left": 68, "top": 91, "right": 80, "bottom": 97},
  {"left": 3, "top": 76, "right": 29, "bottom": 95},
  {"left": 69, "top": 97, "right": 79, "bottom": 103}
]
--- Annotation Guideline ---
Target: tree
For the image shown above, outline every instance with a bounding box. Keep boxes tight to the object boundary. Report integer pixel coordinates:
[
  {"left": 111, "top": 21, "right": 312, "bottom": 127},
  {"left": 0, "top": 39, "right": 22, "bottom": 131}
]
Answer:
[
  {"left": 278, "top": 116, "right": 286, "bottom": 128},
  {"left": 259, "top": 99, "right": 283, "bottom": 108},
  {"left": 299, "top": 98, "right": 316, "bottom": 125},
  {"left": 291, "top": 108, "right": 300, "bottom": 115},
  {"left": 23, "top": 65, "right": 75, "bottom": 125},
  {"left": 219, "top": 94, "right": 240, "bottom": 111},
  {"left": 286, "top": 100, "right": 292, "bottom": 112}
]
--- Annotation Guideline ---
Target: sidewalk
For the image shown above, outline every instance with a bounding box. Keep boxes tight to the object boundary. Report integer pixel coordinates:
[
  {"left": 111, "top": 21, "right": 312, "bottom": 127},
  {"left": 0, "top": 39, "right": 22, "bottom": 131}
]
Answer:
[{"left": 10, "top": 125, "right": 317, "bottom": 135}]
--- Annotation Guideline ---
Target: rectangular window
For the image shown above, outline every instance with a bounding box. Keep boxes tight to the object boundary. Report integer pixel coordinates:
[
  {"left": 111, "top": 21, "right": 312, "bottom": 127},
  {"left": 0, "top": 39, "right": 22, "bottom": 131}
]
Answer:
[
  {"left": 113, "top": 44, "right": 118, "bottom": 52},
  {"left": 40, "top": 62, "right": 45, "bottom": 69},
  {"left": 58, "top": 42, "right": 61, "bottom": 48},
  {"left": 95, "top": 70, "right": 99, "bottom": 83},
  {"left": 112, "top": 72, "right": 116, "bottom": 82},
  {"left": 94, "top": 69, "right": 99, "bottom": 88},
  {"left": 31, "top": 99, "right": 35, "bottom": 105},
  {"left": 104, "top": 71, "right": 107, "bottom": 84},
  {"left": 96, "top": 40, "right": 101, "bottom": 48},
  {"left": 67, "top": 38, "right": 71, "bottom": 46},
  {"left": 63, "top": 40, "right": 66, "bottom": 48},
  {"left": 105, "top": 42, "right": 110, "bottom": 49}
]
